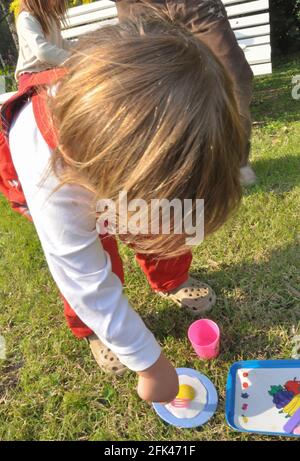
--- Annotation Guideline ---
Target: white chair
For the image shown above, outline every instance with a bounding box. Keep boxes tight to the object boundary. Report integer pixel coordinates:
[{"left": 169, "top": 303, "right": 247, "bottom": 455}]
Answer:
[
  {"left": 0, "top": 0, "right": 272, "bottom": 105},
  {"left": 62, "top": 0, "right": 272, "bottom": 76}
]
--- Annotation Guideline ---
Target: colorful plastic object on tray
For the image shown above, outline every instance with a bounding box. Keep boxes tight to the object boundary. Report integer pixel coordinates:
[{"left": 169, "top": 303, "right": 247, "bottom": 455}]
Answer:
[
  {"left": 153, "top": 368, "right": 218, "bottom": 428},
  {"left": 226, "top": 360, "right": 300, "bottom": 437}
]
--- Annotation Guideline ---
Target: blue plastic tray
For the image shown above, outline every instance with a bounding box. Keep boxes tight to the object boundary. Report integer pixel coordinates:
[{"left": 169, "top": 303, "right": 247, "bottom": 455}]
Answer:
[{"left": 226, "top": 360, "right": 300, "bottom": 437}]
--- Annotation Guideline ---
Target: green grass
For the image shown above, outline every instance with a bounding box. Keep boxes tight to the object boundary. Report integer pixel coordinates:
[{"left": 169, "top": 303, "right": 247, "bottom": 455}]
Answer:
[
  {"left": 0, "top": 54, "right": 300, "bottom": 441},
  {"left": 0, "top": 67, "right": 16, "bottom": 92}
]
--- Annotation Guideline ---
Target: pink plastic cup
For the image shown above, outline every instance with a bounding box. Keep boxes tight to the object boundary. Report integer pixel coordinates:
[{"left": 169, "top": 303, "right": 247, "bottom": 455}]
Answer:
[{"left": 188, "top": 319, "right": 220, "bottom": 360}]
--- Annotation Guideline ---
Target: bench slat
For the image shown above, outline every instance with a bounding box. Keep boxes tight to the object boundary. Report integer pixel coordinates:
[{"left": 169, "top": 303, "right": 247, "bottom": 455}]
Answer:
[
  {"left": 62, "top": 18, "right": 118, "bottom": 40},
  {"left": 244, "top": 43, "right": 271, "bottom": 65},
  {"left": 226, "top": 0, "right": 269, "bottom": 17},
  {"left": 238, "top": 33, "right": 270, "bottom": 47},
  {"left": 64, "top": 7, "right": 117, "bottom": 29},
  {"left": 223, "top": 0, "right": 252, "bottom": 5},
  {"left": 251, "top": 61, "right": 272, "bottom": 76},
  {"left": 229, "top": 12, "right": 270, "bottom": 29},
  {"left": 235, "top": 23, "right": 270, "bottom": 39},
  {"left": 67, "top": 0, "right": 114, "bottom": 18}
]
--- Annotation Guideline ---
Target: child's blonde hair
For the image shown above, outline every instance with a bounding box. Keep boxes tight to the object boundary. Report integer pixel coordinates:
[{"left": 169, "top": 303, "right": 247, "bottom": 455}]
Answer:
[
  {"left": 20, "top": 0, "right": 68, "bottom": 35},
  {"left": 50, "top": 11, "right": 245, "bottom": 258}
]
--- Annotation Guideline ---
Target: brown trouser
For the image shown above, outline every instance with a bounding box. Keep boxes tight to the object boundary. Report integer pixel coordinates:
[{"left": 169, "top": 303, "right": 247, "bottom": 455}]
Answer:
[{"left": 116, "top": 0, "right": 253, "bottom": 165}]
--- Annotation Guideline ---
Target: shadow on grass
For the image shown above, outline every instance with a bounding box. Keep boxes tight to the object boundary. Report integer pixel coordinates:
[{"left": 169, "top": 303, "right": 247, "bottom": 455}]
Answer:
[
  {"left": 246, "top": 153, "right": 300, "bottom": 195},
  {"left": 143, "top": 242, "right": 299, "bottom": 361},
  {"left": 251, "top": 54, "right": 300, "bottom": 124}
]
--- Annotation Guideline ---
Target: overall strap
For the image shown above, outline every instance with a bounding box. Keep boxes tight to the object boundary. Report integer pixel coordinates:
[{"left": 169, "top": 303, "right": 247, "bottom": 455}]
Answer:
[{"left": 0, "top": 68, "right": 65, "bottom": 221}]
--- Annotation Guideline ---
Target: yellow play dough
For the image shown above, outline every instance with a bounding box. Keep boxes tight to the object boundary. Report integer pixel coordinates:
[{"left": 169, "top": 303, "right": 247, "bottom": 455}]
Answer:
[
  {"left": 166, "top": 375, "right": 207, "bottom": 419},
  {"left": 176, "top": 384, "right": 195, "bottom": 401}
]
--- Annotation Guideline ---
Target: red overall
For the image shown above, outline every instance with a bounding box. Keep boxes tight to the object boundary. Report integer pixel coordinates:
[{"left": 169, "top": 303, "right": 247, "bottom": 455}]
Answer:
[{"left": 0, "top": 69, "right": 192, "bottom": 338}]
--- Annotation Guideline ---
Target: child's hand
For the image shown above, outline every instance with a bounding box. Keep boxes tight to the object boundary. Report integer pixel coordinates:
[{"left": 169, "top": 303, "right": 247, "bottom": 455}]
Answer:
[{"left": 137, "top": 353, "right": 179, "bottom": 404}]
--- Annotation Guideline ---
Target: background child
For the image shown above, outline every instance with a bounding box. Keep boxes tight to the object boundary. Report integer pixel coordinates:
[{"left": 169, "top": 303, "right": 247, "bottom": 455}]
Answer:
[
  {"left": 15, "top": 0, "right": 72, "bottom": 90},
  {"left": 1, "top": 12, "right": 244, "bottom": 403},
  {"left": 115, "top": 0, "right": 256, "bottom": 185}
]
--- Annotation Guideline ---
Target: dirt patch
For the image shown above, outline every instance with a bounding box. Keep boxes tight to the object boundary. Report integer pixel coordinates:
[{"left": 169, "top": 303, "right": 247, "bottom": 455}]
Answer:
[{"left": 0, "top": 360, "right": 24, "bottom": 402}]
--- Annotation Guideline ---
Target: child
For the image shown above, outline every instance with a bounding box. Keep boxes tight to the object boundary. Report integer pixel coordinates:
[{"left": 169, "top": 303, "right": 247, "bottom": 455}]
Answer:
[
  {"left": 115, "top": 0, "right": 256, "bottom": 185},
  {"left": 0, "top": 12, "right": 244, "bottom": 403},
  {"left": 15, "top": 0, "right": 72, "bottom": 90}
]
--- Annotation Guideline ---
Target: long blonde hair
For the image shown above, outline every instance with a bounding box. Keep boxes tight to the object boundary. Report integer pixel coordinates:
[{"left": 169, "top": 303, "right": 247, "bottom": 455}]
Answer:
[
  {"left": 49, "top": 11, "right": 245, "bottom": 258},
  {"left": 20, "top": 0, "right": 68, "bottom": 35}
]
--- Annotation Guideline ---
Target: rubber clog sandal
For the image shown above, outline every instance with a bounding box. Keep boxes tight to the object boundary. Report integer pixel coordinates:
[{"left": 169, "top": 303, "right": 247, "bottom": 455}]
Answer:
[
  {"left": 157, "top": 276, "right": 216, "bottom": 316},
  {"left": 87, "top": 334, "right": 128, "bottom": 376}
]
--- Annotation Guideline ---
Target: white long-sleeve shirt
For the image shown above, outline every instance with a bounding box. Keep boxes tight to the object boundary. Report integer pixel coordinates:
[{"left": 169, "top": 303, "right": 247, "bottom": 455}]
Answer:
[
  {"left": 15, "top": 12, "right": 71, "bottom": 79},
  {"left": 9, "top": 101, "right": 161, "bottom": 372}
]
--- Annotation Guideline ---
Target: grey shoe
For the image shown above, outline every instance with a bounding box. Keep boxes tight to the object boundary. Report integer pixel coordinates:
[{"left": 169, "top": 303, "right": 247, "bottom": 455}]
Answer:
[
  {"left": 87, "top": 334, "right": 128, "bottom": 376},
  {"left": 240, "top": 165, "right": 257, "bottom": 186}
]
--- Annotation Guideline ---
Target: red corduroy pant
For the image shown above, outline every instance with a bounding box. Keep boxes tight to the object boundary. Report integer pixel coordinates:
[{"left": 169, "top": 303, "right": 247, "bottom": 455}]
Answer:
[{"left": 63, "top": 233, "right": 192, "bottom": 338}]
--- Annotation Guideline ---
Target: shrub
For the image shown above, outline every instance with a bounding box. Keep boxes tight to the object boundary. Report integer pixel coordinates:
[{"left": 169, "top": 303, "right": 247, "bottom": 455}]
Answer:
[{"left": 269, "top": 0, "right": 300, "bottom": 55}]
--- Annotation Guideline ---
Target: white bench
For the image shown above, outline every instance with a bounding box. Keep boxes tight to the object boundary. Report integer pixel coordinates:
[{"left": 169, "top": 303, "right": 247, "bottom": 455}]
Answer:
[
  {"left": 224, "top": 0, "right": 272, "bottom": 76},
  {"left": 0, "top": 0, "right": 272, "bottom": 105},
  {"left": 63, "top": 0, "right": 272, "bottom": 76}
]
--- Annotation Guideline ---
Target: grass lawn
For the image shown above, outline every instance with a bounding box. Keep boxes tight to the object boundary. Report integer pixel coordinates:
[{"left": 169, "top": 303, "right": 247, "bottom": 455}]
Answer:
[{"left": 0, "top": 54, "right": 299, "bottom": 441}]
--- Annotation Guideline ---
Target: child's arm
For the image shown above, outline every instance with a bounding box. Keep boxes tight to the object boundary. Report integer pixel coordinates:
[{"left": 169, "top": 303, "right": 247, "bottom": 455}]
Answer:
[
  {"left": 17, "top": 13, "right": 70, "bottom": 67},
  {"left": 137, "top": 353, "right": 179, "bottom": 403},
  {"left": 10, "top": 101, "right": 179, "bottom": 403},
  {"left": 9, "top": 101, "right": 161, "bottom": 374}
]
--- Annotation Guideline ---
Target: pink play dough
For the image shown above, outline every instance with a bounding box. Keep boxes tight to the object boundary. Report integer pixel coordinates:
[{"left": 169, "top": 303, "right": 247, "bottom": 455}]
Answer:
[{"left": 294, "top": 425, "right": 300, "bottom": 435}]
